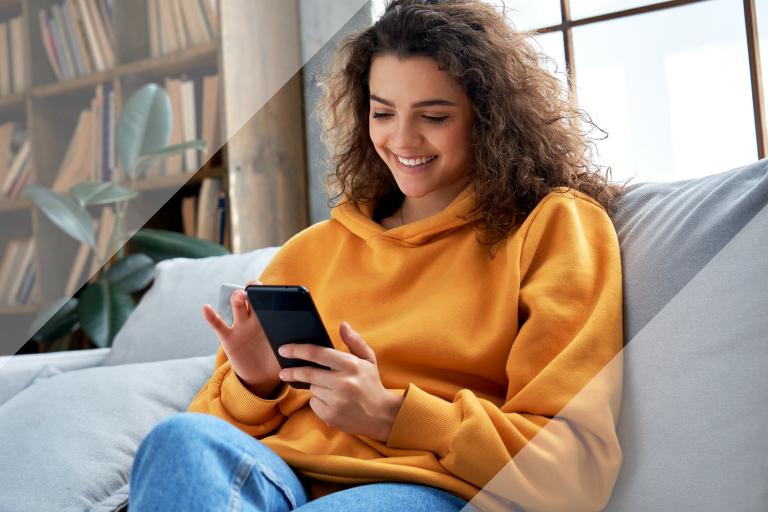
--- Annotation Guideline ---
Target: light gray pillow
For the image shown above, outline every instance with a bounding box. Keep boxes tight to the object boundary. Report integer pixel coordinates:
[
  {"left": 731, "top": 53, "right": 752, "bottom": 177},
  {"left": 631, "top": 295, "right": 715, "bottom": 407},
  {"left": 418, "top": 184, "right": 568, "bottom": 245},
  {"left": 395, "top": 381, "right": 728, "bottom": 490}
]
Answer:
[
  {"left": 611, "top": 158, "right": 768, "bottom": 344},
  {"left": 102, "top": 247, "right": 281, "bottom": 366},
  {"left": 604, "top": 202, "right": 768, "bottom": 510},
  {"left": 0, "top": 354, "right": 215, "bottom": 512}
]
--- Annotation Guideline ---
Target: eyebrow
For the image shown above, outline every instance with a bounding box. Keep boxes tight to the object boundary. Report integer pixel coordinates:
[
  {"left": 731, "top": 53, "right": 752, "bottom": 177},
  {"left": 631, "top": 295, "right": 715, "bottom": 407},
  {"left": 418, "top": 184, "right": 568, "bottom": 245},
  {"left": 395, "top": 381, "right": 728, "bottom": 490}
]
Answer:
[{"left": 370, "top": 94, "right": 457, "bottom": 108}]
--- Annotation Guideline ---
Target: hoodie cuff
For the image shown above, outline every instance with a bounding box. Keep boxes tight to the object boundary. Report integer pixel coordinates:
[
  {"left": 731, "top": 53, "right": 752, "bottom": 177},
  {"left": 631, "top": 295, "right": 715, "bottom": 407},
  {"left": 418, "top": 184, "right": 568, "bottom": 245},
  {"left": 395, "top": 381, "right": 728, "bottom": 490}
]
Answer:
[
  {"left": 220, "top": 368, "right": 291, "bottom": 425},
  {"left": 386, "top": 383, "right": 463, "bottom": 459}
]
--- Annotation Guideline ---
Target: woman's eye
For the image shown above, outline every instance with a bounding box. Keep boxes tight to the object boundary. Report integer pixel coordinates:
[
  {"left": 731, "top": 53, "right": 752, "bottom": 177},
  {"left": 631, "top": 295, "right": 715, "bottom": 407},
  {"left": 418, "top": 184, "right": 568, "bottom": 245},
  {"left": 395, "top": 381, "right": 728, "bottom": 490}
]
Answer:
[
  {"left": 424, "top": 116, "right": 448, "bottom": 124},
  {"left": 372, "top": 112, "right": 391, "bottom": 119}
]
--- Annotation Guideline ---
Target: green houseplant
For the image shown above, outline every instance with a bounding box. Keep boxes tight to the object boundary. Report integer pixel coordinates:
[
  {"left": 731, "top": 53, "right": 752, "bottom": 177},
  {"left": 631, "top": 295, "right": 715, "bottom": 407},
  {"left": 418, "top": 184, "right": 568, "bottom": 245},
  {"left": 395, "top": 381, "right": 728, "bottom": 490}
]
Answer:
[{"left": 24, "top": 83, "right": 229, "bottom": 350}]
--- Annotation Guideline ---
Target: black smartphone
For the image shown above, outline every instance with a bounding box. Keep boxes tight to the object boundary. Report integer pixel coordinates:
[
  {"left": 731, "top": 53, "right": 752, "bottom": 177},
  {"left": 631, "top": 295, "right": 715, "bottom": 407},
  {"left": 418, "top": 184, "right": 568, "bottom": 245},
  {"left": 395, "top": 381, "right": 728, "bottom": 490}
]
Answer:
[{"left": 245, "top": 285, "right": 335, "bottom": 390}]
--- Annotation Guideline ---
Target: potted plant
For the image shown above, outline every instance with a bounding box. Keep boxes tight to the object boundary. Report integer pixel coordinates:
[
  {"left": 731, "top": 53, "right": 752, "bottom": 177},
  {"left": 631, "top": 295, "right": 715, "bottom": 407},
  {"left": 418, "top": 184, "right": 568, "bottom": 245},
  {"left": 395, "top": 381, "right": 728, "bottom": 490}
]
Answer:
[{"left": 24, "top": 83, "right": 229, "bottom": 350}]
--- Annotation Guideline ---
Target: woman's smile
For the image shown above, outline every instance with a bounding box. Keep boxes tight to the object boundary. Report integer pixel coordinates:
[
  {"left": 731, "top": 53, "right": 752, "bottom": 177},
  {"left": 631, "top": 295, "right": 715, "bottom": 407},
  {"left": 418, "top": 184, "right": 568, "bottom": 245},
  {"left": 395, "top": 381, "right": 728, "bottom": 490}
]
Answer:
[{"left": 369, "top": 54, "right": 474, "bottom": 217}]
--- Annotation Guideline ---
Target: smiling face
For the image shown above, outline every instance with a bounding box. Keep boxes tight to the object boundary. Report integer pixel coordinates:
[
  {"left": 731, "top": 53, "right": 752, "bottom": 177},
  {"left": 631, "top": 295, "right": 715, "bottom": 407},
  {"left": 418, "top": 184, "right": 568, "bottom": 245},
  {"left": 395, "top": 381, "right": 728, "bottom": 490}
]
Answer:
[{"left": 368, "top": 54, "right": 474, "bottom": 206}]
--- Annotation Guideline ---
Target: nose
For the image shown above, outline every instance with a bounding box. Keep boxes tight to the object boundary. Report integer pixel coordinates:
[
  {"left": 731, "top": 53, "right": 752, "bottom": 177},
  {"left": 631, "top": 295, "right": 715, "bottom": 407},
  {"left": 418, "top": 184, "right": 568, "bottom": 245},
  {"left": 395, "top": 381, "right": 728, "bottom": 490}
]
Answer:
[{"left": 392, "top": 118, "right": 423, "bottom": 149}]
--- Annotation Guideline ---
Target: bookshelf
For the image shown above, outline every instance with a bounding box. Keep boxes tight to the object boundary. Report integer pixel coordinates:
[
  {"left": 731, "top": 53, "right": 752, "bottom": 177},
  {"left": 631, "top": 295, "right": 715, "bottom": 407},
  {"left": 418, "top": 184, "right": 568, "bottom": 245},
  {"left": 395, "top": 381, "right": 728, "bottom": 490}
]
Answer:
[{"left": 0, "top": 0, "right": 229, "bottom": 355}]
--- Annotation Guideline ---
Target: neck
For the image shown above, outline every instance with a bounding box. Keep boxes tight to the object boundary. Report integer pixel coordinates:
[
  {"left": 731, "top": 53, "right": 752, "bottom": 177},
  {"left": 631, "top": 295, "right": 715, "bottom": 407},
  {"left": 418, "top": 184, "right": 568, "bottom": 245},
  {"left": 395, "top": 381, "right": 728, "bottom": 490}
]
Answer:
[{"left": 400, "top": 177, "right": 472, "bottom": 225}]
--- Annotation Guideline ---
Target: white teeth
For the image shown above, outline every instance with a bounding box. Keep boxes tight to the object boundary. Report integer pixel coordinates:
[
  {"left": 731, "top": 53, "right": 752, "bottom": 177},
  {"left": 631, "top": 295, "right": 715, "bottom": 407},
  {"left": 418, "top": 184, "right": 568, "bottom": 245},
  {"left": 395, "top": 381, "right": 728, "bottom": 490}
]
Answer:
[{"left": 397, "top": 155, "right": 436, "bottom": 167}]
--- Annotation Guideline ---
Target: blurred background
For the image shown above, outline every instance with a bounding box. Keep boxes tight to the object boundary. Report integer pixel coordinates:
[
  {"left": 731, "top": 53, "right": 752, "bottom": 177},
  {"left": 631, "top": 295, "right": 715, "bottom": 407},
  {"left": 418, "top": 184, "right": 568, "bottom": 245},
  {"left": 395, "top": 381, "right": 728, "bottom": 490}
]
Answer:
[{"left": 0, "top": 0, "right": 764, "bottom": 357}]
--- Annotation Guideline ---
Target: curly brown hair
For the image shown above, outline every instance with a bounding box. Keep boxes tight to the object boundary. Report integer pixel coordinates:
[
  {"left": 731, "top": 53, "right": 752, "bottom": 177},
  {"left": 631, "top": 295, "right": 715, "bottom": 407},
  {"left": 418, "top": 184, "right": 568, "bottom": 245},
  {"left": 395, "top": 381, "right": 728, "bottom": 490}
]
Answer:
[{"left": 317, "top": 0, "right": 624, "bottom": 255}]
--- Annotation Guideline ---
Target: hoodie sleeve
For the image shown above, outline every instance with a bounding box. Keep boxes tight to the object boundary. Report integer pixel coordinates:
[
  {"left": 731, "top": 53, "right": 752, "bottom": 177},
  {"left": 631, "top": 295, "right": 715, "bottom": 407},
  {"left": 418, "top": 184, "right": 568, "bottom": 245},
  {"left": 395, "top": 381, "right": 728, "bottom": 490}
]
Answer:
[
  {"left": 188, "top": 345, "right": 313, "bottom": 438},
  {"left": 385, "top": 193, "right": 624, "bottom": 512}
]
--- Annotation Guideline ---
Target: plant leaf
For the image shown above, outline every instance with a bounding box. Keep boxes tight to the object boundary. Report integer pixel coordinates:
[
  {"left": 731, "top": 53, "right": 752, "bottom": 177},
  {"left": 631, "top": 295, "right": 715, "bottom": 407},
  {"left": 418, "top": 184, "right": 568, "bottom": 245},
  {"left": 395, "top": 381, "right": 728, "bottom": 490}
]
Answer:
[
  {"left": 70, "top": 181, "right": 139, "bottom": 207},
  {"left": 78, "top": 280, "right": 135, "bottom": 348},
  {"left": 132, "top": 228, "right": 230, "bottom": 261},
  {"left": 134, "top": 140, "right": 209, "bottom": 179},
  {"left": 28, "top": 297, "right": 80, "bottom": 341},
  {"left": 105, "top": 253, "right": 156, "bottom": 292},
  {"left": 116, "top": 83, "right": 172, "bottom": 178},
  {"left": 23, "top": 185, "right": 96, "bottom": 247}
]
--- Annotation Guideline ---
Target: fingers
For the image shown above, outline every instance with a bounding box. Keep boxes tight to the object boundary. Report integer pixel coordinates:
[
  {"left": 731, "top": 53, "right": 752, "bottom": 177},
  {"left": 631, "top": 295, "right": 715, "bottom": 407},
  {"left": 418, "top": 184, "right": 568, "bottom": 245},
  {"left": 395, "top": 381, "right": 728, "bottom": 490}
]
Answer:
[
  {"left": 202, "top": 304, "right": 231, "bottom": 340},
  {"left": 339, "top": 322, "right": 377, "bottom": 363},
  {"left": 244, "top": 279, "right": 263, "bottom": 288},
  {"left": 279, "top": 343, "right": 355, "bottom": 372},
  {"left": 279, "top": 365, "right": 337, "bottom": 388},
  {"left": 230, "top": 289, "right": 250, "bottom": 327}
]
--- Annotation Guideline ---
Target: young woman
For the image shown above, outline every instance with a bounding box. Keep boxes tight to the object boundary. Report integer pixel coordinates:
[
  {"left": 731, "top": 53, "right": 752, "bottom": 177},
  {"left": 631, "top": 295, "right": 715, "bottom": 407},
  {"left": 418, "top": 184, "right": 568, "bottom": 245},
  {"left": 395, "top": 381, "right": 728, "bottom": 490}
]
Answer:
[{"left": 128, "top": 1, "right": 625, "bottom": 511}]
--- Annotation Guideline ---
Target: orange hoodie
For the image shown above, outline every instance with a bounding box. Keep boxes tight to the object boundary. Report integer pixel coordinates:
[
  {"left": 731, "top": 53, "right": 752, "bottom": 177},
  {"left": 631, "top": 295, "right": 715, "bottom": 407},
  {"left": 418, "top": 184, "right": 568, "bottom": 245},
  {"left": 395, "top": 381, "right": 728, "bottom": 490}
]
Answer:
[{"left": 188, "top": 183, "right": 624, "bottom": 511}]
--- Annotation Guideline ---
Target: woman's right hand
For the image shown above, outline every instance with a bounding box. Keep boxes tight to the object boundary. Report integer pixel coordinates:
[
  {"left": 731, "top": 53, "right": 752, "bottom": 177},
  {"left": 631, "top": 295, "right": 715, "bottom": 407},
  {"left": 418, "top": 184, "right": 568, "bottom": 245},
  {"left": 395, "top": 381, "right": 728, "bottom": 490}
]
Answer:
[{"left": 202, "top": 279, "right": 283, "bottom": 399}]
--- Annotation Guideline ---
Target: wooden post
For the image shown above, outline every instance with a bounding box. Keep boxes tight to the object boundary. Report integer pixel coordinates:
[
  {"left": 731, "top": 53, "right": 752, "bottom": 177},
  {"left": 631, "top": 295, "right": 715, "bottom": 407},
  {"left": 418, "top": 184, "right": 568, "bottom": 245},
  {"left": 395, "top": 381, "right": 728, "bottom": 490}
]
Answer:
[{"left": 219, "top": 0, "right": 309, "bottom": 253}]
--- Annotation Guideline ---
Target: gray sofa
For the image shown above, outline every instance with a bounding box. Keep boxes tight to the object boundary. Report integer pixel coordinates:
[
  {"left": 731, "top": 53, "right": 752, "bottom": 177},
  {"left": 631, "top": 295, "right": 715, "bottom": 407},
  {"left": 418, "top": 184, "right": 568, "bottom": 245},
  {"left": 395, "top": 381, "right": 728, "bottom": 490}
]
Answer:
[{"left": 1, "top": 160, "right": 766, "bottom": 512}]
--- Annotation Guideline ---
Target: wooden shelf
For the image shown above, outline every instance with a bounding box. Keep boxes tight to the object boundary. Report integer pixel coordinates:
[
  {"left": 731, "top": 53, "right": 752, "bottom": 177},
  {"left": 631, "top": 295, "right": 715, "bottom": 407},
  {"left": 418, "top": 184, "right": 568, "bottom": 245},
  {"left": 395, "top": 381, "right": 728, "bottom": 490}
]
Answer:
[
  {"left": 0, "top": 303, "right": 40, "bottom": 315},
  {"left": 0, "top": 90, "right": 27, "bottom": 110},
  {"left": 0, "top": 197, "right": 31, "bottom": 213},
  {"left": 117, "top": 40, "right": 218, "bottom": 77}
]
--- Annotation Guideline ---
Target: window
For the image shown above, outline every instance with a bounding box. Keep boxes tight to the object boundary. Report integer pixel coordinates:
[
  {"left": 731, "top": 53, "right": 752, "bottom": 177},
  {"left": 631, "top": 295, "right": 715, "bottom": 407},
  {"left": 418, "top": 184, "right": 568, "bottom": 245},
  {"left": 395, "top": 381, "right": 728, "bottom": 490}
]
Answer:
[{"left": 370, "top": 0, "right": 765, "bottom": 183}]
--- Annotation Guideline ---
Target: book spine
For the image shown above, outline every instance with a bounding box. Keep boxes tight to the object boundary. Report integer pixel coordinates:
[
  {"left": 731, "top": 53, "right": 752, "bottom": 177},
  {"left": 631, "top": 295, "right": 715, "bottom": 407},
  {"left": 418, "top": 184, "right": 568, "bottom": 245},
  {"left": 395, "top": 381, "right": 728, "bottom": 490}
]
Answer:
[
  {"left": 62, "top": 2, "right": 87, "bottom": 76},
  {"left": 217, "top": 189, "right": 225, "bottom": 245},
  {"left": 102, "top": 83, "right": 111, "bottom": 181},
  {"left": 78, "top": 0, "right": 105, "bottom": 71},
  {"left": 51, "top": 5, "right": 78, "bottom": 79},
  {"left": 0, "top": 23, "right": 10, "bottom": 95},
  {"left": 69, "top": 0, "right": 95, "bottom": 74},
  {"left": 15, "top": 259, "right": 36, "bottom": 305}
]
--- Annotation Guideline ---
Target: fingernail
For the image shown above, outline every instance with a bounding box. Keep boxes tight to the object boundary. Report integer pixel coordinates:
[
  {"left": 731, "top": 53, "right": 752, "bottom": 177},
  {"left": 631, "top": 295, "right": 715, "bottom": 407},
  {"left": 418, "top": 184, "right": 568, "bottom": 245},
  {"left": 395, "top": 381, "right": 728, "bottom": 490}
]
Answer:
[
  {"left": 278, "top": 346, "right": 286, "bottom": 356},
  {"left": 279, "top": 370, "right": 286, "bottom": 380}
]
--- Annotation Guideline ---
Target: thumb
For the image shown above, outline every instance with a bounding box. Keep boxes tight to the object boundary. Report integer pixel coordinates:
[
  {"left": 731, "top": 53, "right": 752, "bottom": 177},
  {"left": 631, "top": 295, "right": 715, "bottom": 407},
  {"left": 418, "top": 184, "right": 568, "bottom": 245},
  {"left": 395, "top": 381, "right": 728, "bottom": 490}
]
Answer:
[{"left": 340, "top": 322, "right": 376, "bottom": 363}]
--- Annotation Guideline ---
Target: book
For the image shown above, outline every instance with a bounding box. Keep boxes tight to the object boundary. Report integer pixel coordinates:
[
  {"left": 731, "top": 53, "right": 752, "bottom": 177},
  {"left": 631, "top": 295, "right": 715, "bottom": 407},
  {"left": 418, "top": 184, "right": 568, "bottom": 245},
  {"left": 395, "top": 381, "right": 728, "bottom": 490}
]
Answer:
[
  {"left": 6, "top": 238, "right": 34, "bottom": 306},
  {"left": 200, "top": 0, "right": 218, "bottom": 37},
  {"left": 181, "top": 195, "right": 196, "bottom": 236},
  {"left": 62, "top": 2, "right": 87, "bottom": 76},
  {"left": 147, "top": 0, "right": 160, "bottom": 57},
  {"left": 92, "top": 84, "right": 104, "bottom": 182},
  {"left": 0, "top": 22, "right": 12, "bottom": 95},
  {"left": 68, "top": 0, "right": 95, "bottom": 74},
  {"left": 2, "top": 139, "right": 29, "bottom": 196},
  {"left": 101, "top": 82, "right": 113, "bottom": 182},
  {"left": 179, "top": 0, "right": 204, "bottom": 46},
  {"left": 0, "top": 122, "right": 14, "bottom": 187},
  {"left": 0, "top": 240, "right": 23, "bottom": 303},
  {"left": 9, "top": 16, "right": 25, "bottom": 92},
  {"left": 158, "top": 0, "right": 180, "bottom": 53},
  {"left": 15, "top": 256, "right": 36, "bottom": 305},
  {"left": 86, "top": 0, "right": 115, "bottom": 68},
  {"left": 196, "top": 177, "right": 222, "bottom": 242},
  {"left": 39, "top": 10, "right": 64, "bottom": 82},
  {"left": 52, "top": 6, "right": 77, "bottom": 80},
  {"left": 78, "top": 0, "right": 105, "bottom": 71},
  {"left": 201, "top": 74, "right": 219, "bottom": 163},
  {"left": 65, "top": 218, "right": 98, "bottom": 297},
  {"left": 216, "top": 188, "right": 225, "bottom": 244},
  {"left": 180, "top": 78, "right": 197, "bottom": 172},
  {"left": 7, "top": 158, "right": 33, "bottom": 200},
  {"left": 170, "top": 0, "right": 188, "bottom": 50},
  {"left": 52, "top": 108, "right": 95, "bottom": 193},
  {"left": 89, "top": 206, "right": 115, "bottom": 276},
  {"left": 107, "top": 86, "right": 116, "bottom": 182},
  {"left": 97, "top": 0, "right": 116, "bottom": 48},
  {"left": 164, "top": 77, "right": 183, "bottom": 175}
]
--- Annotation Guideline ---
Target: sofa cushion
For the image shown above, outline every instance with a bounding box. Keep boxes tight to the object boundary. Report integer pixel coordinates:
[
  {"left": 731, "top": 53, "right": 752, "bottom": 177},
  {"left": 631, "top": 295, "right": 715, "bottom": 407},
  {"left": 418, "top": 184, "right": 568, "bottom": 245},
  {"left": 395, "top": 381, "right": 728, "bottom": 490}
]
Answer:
[
  {"left": 604, "top": 199, "right": 768, "bottom": 510},
  {"left": 0, "top": 354, "right": 215, "bottom": 512},
  {"left": 101, "top": 247, "right": 281, "bottom": 366},
  {"left": 611, "top": 158, "right": 768, "bottom": 344}
]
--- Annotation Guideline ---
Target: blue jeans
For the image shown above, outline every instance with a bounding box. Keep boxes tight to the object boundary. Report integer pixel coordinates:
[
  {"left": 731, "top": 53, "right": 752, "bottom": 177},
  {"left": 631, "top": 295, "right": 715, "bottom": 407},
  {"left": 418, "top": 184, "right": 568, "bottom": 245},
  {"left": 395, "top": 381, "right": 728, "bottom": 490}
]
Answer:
[{"left": 129, "top": 412, "right": 473, "bottom": 511}]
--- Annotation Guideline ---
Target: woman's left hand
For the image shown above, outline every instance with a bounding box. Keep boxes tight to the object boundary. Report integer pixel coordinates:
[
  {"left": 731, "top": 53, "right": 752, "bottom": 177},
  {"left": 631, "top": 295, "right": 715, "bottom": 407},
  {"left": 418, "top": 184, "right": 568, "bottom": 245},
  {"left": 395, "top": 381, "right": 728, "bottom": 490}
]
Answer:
[{"left": 277, "top": 322, "right": 405, "bottom": 443}]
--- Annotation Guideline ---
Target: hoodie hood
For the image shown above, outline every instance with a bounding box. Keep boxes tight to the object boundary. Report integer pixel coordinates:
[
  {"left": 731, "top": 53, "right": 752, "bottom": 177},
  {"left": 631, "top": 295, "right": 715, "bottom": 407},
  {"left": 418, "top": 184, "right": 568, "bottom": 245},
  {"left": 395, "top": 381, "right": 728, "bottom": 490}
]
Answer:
[{"left": 331, "top": 183, "right": 481, "bottom": 246}]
